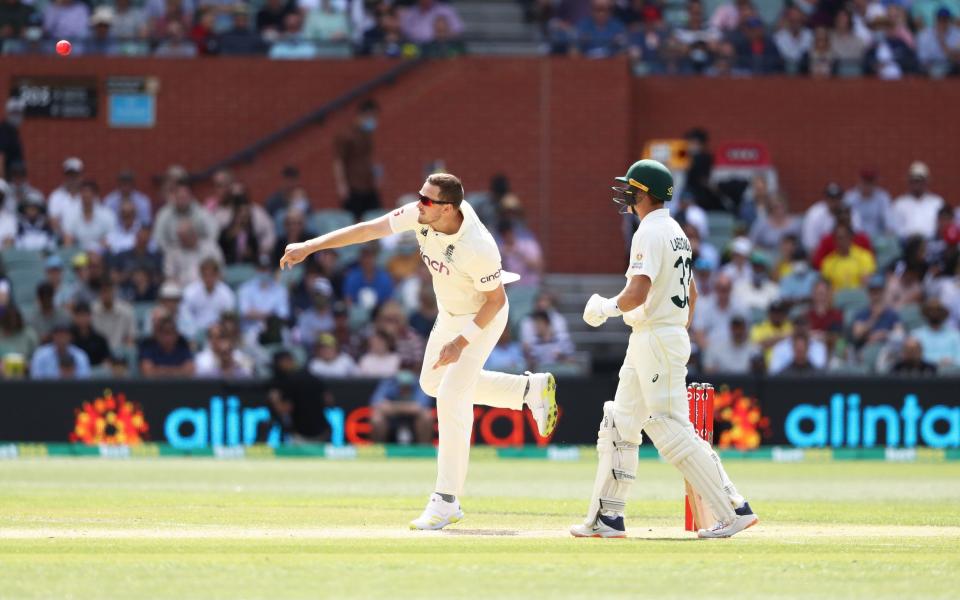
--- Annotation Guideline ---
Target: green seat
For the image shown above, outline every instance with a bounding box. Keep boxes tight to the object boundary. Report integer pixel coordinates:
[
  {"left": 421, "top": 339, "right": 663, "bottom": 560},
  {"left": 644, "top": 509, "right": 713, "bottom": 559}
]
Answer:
[
  {"left": 706, "top": 211, "right": 737, "bottom": 239},
  {"left": 833, "top": 288, "right": 870, "bottom": 315},
  {"left": 132, "top": 301, "right": 156, "bottom": 335},
  {"left": 279, "top": 264, "right": 305, "bottom": 287},
  {"left": 873, "top": 235, "right": 901, "bottom": 271},
  {"left": 861, "top": 342, "right": 885, "bottom": 373},
  {"left": 8, "top": 270, "right": 45, "bottom": 308},
  {"left": 899, "top": 303, "right": 925, "bottom": 331},
  {"left": 360, "top": 209, "right": 390, "bottom": 223},
  {"left": 309, "top": 209, "right": 354, "bottom": 236},
  {"left": 1, "top": 248, "right": 44, "bottom": 271},
  {"left": 223, "top": 264, "right": 259, "bottom": 289},
  {"left": 506, "top": 285, "right": 539, "bottom": 329}
]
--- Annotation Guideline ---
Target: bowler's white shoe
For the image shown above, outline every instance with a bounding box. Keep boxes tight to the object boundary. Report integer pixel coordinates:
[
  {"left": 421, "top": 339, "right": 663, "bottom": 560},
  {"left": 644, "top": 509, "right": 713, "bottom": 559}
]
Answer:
[
  {"left": 525, "top": 371, "right": 558, "bottom": 437},
  {"left": 697, "top": 502, "right": 759, "bottom": 539},
  {"left": 409, "top": 493, "right": 465, "bottom": 530},
  {"left": 569, "top": 514, "right": 627, "bottom": 539}
]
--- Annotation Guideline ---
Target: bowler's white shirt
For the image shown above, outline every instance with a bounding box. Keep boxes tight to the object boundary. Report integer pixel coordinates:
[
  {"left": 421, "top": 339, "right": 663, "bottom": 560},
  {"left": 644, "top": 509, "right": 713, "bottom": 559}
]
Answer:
[
  {"left": 389, "top": 201, "right": 503, "bottom": 316},
  {"left": 623, "top": 208, "right": 692, "bottom": 329}
]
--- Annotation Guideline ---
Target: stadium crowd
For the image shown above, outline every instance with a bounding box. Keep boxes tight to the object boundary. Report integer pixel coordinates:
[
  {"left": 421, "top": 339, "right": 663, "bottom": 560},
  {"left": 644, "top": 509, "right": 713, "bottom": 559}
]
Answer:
[{"left": 1, "top": 0, "right": 958, "bottom": 77}]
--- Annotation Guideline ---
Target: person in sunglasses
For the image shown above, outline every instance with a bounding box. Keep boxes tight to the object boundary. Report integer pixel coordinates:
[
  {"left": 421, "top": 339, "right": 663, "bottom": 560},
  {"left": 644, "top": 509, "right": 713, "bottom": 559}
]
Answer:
[{"left": 280, "top": 172, "right": 559, "bottom": 530}]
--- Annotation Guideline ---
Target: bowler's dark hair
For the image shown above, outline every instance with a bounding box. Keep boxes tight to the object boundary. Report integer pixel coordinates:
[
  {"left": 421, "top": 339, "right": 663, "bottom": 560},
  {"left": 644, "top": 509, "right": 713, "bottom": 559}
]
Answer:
[{"left": 427, "top": 173, "right": 464, "bottom": 206}]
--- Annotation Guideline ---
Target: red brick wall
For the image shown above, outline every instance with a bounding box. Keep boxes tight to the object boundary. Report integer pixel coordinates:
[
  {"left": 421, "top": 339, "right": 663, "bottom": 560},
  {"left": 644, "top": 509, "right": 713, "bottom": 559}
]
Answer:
[{"left": 6, "top": 57, "right": 959, "bottom": 273}]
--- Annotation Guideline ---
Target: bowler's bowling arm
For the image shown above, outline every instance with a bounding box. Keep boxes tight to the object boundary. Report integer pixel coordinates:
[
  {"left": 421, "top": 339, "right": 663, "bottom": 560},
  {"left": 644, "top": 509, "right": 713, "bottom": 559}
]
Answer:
[{"left": 279, "top": 215, "right": 393, "bottom": 269}]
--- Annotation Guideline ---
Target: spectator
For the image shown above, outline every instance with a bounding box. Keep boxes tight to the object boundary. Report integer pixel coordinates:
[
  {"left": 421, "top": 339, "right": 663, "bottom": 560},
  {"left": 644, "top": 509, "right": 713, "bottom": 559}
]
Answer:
[
  {"left": 215, "top": 4, "right": 262, "bottom": 54},
  {"left": 851, "top": 274, "right": 903, "bottom": 348},
  {"left": 369, "top": 299, "right": 425, "bottom": 369},
  {"left": 138, "top": 314, "right": 194, "bottom": 377},
  {"left": 780, "top": 332, "right": 818, "bottom": 374},
  {"left": 290, "top": 259, "right": 337, "bottom": 317},
  {"left": 163, "top": 217, "right": 225, "bottom": 286},
  {"left": 843, "top": 168, "right": 892, "bottom": 239},
  {"left": 911, "top": 0, "right": 960, "bottom": 35},
  {"left": 149, "top": 0, "right": 191, "bottom": 39},
  {"left": 41, "top": 255, "right": 69, "bottom": 309},
  {"left": 362, "top": 2, "right": 408, "bottom": 57},
  {"left": 267, "top": 350, "right": 333, "bottom": 443},
  {"left": 4, "top": 162, "right": 41, "bottom": 212},
  {"left": 730, "top": 16, "right": 784, "bottom": 74},
  {"left": 308, "top": 332, "right": 357, "bottom": 378},
  {"left": 864, "top": 6, "right": 918, "bottom": 79},
  {"left": 29, "top": 319, "right": 91, "bottom": 379},
  {"left": 0, "top": 98, "right": 25, "bottom": 180},
  {"left": 0, "top": 304, "right": 37, "bottom": 363},
  {"left": 343, "top": 243, "right": 393, "bottom": 310},
  {"left": 111, "top": 0, "right": 149, "bottom": 40},
  {"left": 750, "top": 299, "right": 792, "bottom": 364},
  {"left": 153, "top": 181, "right": 217, "bottom": 254},
  {"left": 54, "top": 253, "right": 97, "bottom": 310},
  {"left": 43, "top": 0, "right": 90, "bottom": 41},
  {"left": 703, "top": 315, "right": 759, "bottom": 373},
  {"left": 720, "top": 236, "right": 753, "bottom": 287},
  {"left": 774, "top": 4, "right": 813, "bottom": 72},
  {"left": 682, "top": 127, "right": 724, "bottom": 212},
  {"left": 215, "top": 183, "right": 275, "bottom": 264},
  {"left": 524, "top": 309, "right": 575, "bottom": 370},
  {"left": 673, "top": 0, "right": 722, "bottom": 74},
  {"left": 891, "top": 336, "right": 937, "bottom": 375},
  {"left": 749, "top": 195, "right": 800, "bottom": 252},
  {"left": 181, "top": 258, "right": 237, "bottom": 335},
  {"left": 691, "top": 273, "right": 741, "bottom": 350},
  {"left": 0, "top": 2, "right": 35, "bottom": 53},
  {"left": 47, "top": 157, "right": 84, "bottom": 232},
  {"left": 938, "top": 261, "right": 960, "bottom": 328},
  {"left": 807, "top": 278, "right": 844, "bottom": 335},
  {"left": 912, "top": 299, "right": 960, "bottom": 367},
  {"left": 810, "top": 207, "right": 874, "bottom": 269},
  {"left": 303, "top": 0, "right": 349, "bottom": 43},
  {"left": 106, "top": 199, "right": 141, "bottom": 255},
  {"left": 256, "top": 0, "right": 296, "bottom": 36},
  {"left": 769, "top": 316, "right": 828, "bottom": 373},
  {"left": 887, "top": 3, "right": 915, "bottom": 49},
  {"left": 124, "top": 266, "right": 158, "bottom": 303},
  {"left": 296, "top": 282, "right": 334, "bottom": 347},
  {"left": 892, "top": 161, "right": 945, "bottom": 240},
  {"left": 27, "top": 283, "right": 68, "bottom": 343},
  {"left": 684, "top": 223, "right": 720, "bottom": 273},
  {"left": 154, "top": 20, "right": 198, "bottom": 56},
  {"left": 83, "top": 7, "right": 120, "bottom": 56},
  {"left": 369, "top": 369, "right": 433, "bottom": 444},
  {"left": 917, "top": 8, "right": 960, "bottom": 76},
  {"left": 520, "top": 291, "right": 571, "bottom": 347},
  {"left": 150, "top": 281, "right": 196, "bottom": 338},
  {"left": 70, "top": 301, "right": 110, "bottom": 368},
  {"left": 202, "top": 169, "right": 234, "bottom": 213},
  {"left": 408, "top": 285, "right": 438, "bottom": 339},
  {"left": 830, "top": 8, "right": 866, "bottom": 70},
  {"left": 14, "top": 190, "right": 55, "bottom": 252},
  {"left": 237, "top": 254, "right": 289, "bottom": 332},
  {"left": 334, "top": 99, "right": 381, "bottom": 221},
  {"left": 91, "top": 278, "right": 136, "bottom": 355},
  {"left": 421, "top": 13, "right": 467, "bottom": 58},
  {"left": 357, "top": 330, "right": 400, "bottom": 377},
  {"left": 264, "top": 165, "right": 307, "bottom": 218},
  {"left": 103, "top": 171, "right": 152, "bottom": 227},
  {"left": 802, "top": 182, "right": 848, "bottom": 254},
  {"left": 112, "top": 227, "right": 164, "bottom": 292},
  {"left": 800, "top": 26, "right": 835, "bottom": 77},
  {"left": 497, "top": 220, "right": 543, "bottom": 289},
  {"left": 928, "top": 206, "right": 960, "bottom": 274},
  {"left": 572, "top": 0, "right": 626, "bottom": 58},
  {"left": 62, "top": 180, "right": 117, "bottom": 252},
  {"left": 484, "top": 327, "right": 527, "bottom": 374},
  {"left": 270, "top": 12, "right": 318, "bottom": 59},
  {"left": 820, "top": 223, "right": 876, "bottom": 291},
  {"left": 189, "top": 5, "right": 219, "bottom": 55},
  {"left": 195, "top": 323, "right": 254, "bottom": 377},
  {"left": 885, "top": 241, "right": 927, "bottom": 309},
  {"left": 732, "top": 253, "right": 779, "bottom": 313},
  {"left": 709, "top": 0, "right": 753, "bottom": 33},
  {"left": 398, "top": 0, "right": 463, "bottom": 44}
]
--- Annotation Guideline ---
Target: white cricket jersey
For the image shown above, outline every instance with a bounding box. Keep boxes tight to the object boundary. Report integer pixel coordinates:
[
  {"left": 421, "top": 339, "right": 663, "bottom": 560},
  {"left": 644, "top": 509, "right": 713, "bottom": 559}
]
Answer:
[
  {"left": 388, "top": 200, "right": 503, "bottom": 315},
  {"left": 623, "top": 208, "right": 693, "bottom": 329}
]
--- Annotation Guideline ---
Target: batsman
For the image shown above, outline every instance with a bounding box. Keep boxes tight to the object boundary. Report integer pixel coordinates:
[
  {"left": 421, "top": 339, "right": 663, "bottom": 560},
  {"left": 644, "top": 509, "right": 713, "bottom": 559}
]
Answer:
[{"left": 570, "top": 159, "right": 758, "bottom": 539}]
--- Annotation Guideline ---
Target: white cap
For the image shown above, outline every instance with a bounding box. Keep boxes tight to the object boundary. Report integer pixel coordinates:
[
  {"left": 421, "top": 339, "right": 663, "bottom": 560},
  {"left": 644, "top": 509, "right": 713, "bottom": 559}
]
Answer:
[
  {"left": 865, "top": 3, "right": 888, "bottom": 23},
  {"left": 908, "top": 161, "right": 929, "bottom": 179},
  {"left": 90, "top": 6, "right": 115, "bottom": 25},
  {"left": 731, "top": 236, "right": 752, "bottom": 256},
  {"left": 63, "top": 157, "right": 84, "bottom": 173},
  {"left": 158, "top": 281, "right": 183, "bottom": 300}
]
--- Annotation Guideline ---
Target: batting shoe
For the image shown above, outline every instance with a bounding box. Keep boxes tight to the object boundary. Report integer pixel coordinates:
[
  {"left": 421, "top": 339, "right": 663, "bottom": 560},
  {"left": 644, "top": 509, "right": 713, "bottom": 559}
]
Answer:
[
  {"left": 570, "top": 515, "right": 627, "bottom": 539},
  {"left": 409, "top": 493, "right": 465, "bottom": 531},
  {"left": 697, "top": 502, "right": 759, "bottom": 539},
  {"left": 525, "top": 371, "right": 558, "bottom": 437}
]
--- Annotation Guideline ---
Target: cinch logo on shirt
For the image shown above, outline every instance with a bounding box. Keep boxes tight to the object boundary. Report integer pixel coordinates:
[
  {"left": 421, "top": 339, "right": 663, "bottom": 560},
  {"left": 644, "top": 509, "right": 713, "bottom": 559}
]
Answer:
[
  {"left": 480, "top": 270, "right": 501, "bottom": 283},
  {"left": 421, "top": 251, "right": 450, "bottom": 275}
]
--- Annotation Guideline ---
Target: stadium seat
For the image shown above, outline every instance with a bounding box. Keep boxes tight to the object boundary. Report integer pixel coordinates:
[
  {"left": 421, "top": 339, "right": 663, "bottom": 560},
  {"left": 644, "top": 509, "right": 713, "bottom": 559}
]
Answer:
[
  {"left": 872, "top": 235, "right": 901, "bottom": 271},
  {"left": 223, "top": 264, "right": 259, "bottom": 289},
  {"left": 706, "top": 211, "right": 737, "bottom": 239},
  {"left": 278, "top": 264, "right": 305, "bottom": 287},
  {"left": 360, "top": 208, "right": 390, "bottom": 223},
  {"left": 506, "top": 286, "right": 538, "bottom": 329},
  {"left": 132, "top": 301, "right": 157, "bottom": 335},
  {"left": 309, "top": 209, "right": 354, "bottom": 236},
  {"left": 8, "top": 270, "right": 44, "bottom": 308},
  {"left": 833, "top": 288, "right": 869, "bottom": 315},
  {"left": 860, "top": 342, "right": 885, "bottom": 372},
  {"left": 898, "top": 303, "right": 925, "bottom": 331},
  {"left": 1, "top": 248, "right": 44, "bottom": 271}
]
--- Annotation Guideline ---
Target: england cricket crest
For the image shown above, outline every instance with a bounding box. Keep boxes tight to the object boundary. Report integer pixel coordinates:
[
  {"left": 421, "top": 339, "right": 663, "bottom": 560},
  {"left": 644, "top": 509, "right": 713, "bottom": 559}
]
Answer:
[{"left": 443, "top": 244, "right": 455, "bottom": 263}]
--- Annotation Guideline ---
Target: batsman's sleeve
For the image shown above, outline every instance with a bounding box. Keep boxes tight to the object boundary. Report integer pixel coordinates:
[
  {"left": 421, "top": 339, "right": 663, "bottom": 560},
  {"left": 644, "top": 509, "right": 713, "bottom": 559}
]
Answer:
[
  {"left": 466, "top": 242, "right": 504, "bottom": 292},
  {"left": 388, "top": 202, "right": 420, "bottom": 234},
  {"left": 625, "top": 230, "right": 662, "bottom": 283}
]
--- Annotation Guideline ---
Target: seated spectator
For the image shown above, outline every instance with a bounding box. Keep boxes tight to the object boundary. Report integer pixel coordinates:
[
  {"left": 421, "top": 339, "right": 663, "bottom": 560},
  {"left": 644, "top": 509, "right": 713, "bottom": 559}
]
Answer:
[
  {"left": 684, "top": 224, "right": 719, "bottom": 272},
  {"left": 885, "top": 262, "right": 925, "bottom": 310},
  {"left": 138, "top": 315, "right": 194, "bottom": 377},
  {"left": 421, "top": 13, "right": 467, "bottom": 58},
  {"left": 104, "top": 171, "right": 152, "bottom": 227},
  {"left": 703, "top": 315, "right": 760, "bottom": 374},
  {"left": 62, "top": 181, "right": 116, "bottom": 252},
  {"left": 750, "top": 300, "right": 792, "bottom": 365},
  {"left": 572, "top": 0, "right": 627, "bottom": 57},
  {"left": 308, "top": 332, "right": 357, "bottom": 378},
  {"left": 237, "top": 254, "right": 290, "bottom": 332},
  {"left": 720, "top": 237, "right": 753, "bottom": 287},
  {"left": 891, "top": 162, "right": 944, "bottom": 241},
  {"left": 497, "top": 220, "right": 543, "bottom": 289},
  {"left": 267, "top": 350, "right": 333, "bottom": 443},
  {"left": 41, "top": 255, "right": 71, "bottom": 309},
  {"left": 0, "top": 304, "right": 37, "bottom": 363},
  {"left": 273, "top": 209, "right": 313, "bottom": 266},
  {"left": 843, "top": 168, "right": 892, "bottom": 240},
  {"left": 625, "top": 7, "right": 670, "bottom": 70},
  {"left": 802, "top": 182, "right": 848, "bottom": 254},
  {"left": 0, "top": 0, "right": 36, "bottom": 50},
  {"left": 15, "top": 190, "right": 55, "bottom": 252},
  {"left": 29, "top": 319, "right": 91, "bottom": 379},
  {"left": 691, "top": 272, "right": 740, "bottom": 349},
  {"left": 181, "top": 258, "right": 237, "bottom": 335},
  {"left": 485, "top": 327, "right": 527, "bottom": 374},
  {"left": 361, "top": 3, "right": 408, "bottom": 57},
  {"left": 819, "top": 223, "right": 876, "bottom": 291},
  {"left": 82, "top": 7, "right": 121, "bottom": 56},
  {"left": 4, "top": 163, "right": 41, "bottom": 212},
  {"left": 864, "top": 7, "right": 918, "bottom": 79},
  {"left": 672, "top": 0, "right": 722, "bottom": 74},
  {"left": 851, "top": 275, "right": 903, "bottom": 348},
  {"left": 256, "top": 0, "right": 296, "bottom": 37},
  {"left": 927, "top": 206, "right": 960, "bottom": 274},
  {"left": 202, "top": 169, "right": 234, "bottom": 213},
  {"left": 296, "top": 282, "right": 334, "bottom": 347},
  {"left": 399, "top": 0, "right": 463, "bottom": 44},
  {"left": 195, "top": 323, "right": 255, "bottom": 378},
  {"left": 163, "top": 217, "right": 225, "bottom": 286},
  {"left": 70, "top": 301, "right": 111, "bottom": 368},
  {"left": 769, "top": 316, "right": 828, "bottom": 374},
  {"left": 27, "top": 283, "right": 69, "bottom": 343},
  {"left": 47, "top": 157, "right": 84, "bottom": 232},
  {"left": 303, "top": 0, "right": 349, "bottom": 42},
  {"left": 369, "top": 370, "right": 434, "bottom": 444},
  {"left": 749, "top": 195, "right": 800, "bottom": 253},
  {"left": 149, "top": 0, "right": 192, "bottom": 40},
  {"left": 343, "top": 243, "right": 393, "bottom": 310},
  {"left": 106, "top": 199, "right": 142, "bottom": 255},
  {"left": 408, "top": 285, "right": 438, "bottom": 339},
  {"left": 810, "top": 207, "right": 874, "bottom": 269},
  {"left": 111, "top": 0, "right": 149, "bottom": 41},
  {"left": 830, "top": 9, "right": 866, "bottom": 70},
  {"left": 520, "top": 291, "right": 570, "bottom": 347},
  {"left": 270, "top": 12, "right": 318, "bottom": 59},
  {"left": 189, "top": 5, "right": 218, "bottom": 55},
  {"left": 709, "top": 0, "right": 753, "bottom": 34},
  {"left": 917, "top": 8, "right": 960, "bottom": 77},
  {"left": 807, "top": 279, "right": 843, "bottom": 335},
  {"left": 800, "top": 26, "right": 834, "bottom": 77},
  {"left": 264, "top": 166, "right": 307, "bottom": 218},
  {"left": 368, "top": 300, "right": 425, "bottom": 370},
  {"left": 216, "top": 185, "right": 274, "bottom": 264},
  {"left": 780, "top": 332, "right": 819, "bottom": 374},
  {"left": 112, "top": 227, "right": 164, "bottom": 293},
  {"left": 154, "top": 21, "right": 198, "bottom": 57},
  {"left": 773, "top": 5, "right": 812, "bottom": 72},
  {"left": 731, "top": 253, "right": 779, "bottom": 313},
  {"left": 153, "top": 180, "right": 217, "bottom": 255},
  {"left": 290, "top": 260, "right": 336, "bottom": 317},
  {"left": 152, "top": 281, "right": 197, "bottom": 338},
  {"left": 357, "top": 330, "right": 400, "bottom": 377},
  {"left": 938, "top": 260, "right": 960, "bottom": 327},
  {"left": 730, "top": 16, "right": 784, "bottom": 74},
  {"left": 92, "top": 278, "right": 137, "bottom": 355},
  {"left": 891, "top": 337, "right": 937, "bottom": 375},
  {"left": 524, "top": 309, "right": 575, "bottom": 370},
  {"left": 43, "top": 0, "right": 89, "bottom": 42},
  {"left": 911, "top": 299, "right": 960, "bottom": 368}
]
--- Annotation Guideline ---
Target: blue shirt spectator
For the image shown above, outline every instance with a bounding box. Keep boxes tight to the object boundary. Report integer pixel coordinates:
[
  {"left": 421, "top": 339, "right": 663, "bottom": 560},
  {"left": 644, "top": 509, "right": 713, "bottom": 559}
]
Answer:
[
  {"left": 237, "top": 263, "right": 291, "bottom": 331},
  {"left": 103, "top": 172, "right": 153, "bottom": 227},
  {"left": 912, "top": 301, "right": 960, "bottom": 367},
  {"left": 343, "top": 245, "right": 394, "bottom": 309},
  {"left": 852, "top": 279, "right": 903, "bottom": 347},
  {"left": 575, "top": 1, "right": 627, "bottom": 58},
  {"left": 29, "top": 323, "right": 91, "bottom": 378},
  {"left": 138, "top": 318, "right": 195, "bottom": 377},
  {"left": 485, "top": 330, "right": 527, "bottom": 374},
  {"left": 371, "top": 371, "right": 433, "bottom": 408}
]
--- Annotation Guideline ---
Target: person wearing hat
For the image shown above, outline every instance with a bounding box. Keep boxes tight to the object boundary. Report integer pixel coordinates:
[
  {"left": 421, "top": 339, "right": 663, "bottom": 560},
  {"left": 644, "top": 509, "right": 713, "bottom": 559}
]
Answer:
[
  {"left": 47, "top": 157, "right": 85, "bottom": 231},
  {"left": 14, "top": 189, "right": 55, "bottom": 252},
  {"left": 916, "top": 7, "right": 960, "bottom": 75},
  {"left": 83, "top": 6, "right": 119, "bottom": 55},
  {"left": 0, "top": 97, "right": 25, "bottom": 179},
  {"left": 863, "top": 4, "right": 918, "bottom": 79},
  {"left": 103, "top": 171, "right": 152, "bottom": 227},
  {"left": 28, "top": 317, "right": 91, "bottom": 379},
  {"left": 842, "top": 167, "right": 893, "bottom": 239},
  {"left": 801, "top": 181, "right": 863, "bottom": 253},
  {"left": 891, "top": 161, "right": 945, "bottom": 240},
  {"left": 719, "top": 235, "right": 753, "bottom": 287},
  {"left": 572, "top": 159, "right": 757, "bottom": 539}
]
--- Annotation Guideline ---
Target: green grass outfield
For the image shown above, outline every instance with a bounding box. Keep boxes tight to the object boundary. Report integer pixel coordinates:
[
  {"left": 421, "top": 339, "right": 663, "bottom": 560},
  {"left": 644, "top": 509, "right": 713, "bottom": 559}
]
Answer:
[{"left": 2, "top": 459, "right": 959, "bottom": 599}]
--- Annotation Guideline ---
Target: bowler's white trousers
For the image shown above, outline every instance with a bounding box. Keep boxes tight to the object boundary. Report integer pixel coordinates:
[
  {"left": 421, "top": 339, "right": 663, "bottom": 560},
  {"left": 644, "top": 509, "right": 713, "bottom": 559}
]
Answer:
[{"left": 419, "top": 302, "right": 529, "bottom": 497}]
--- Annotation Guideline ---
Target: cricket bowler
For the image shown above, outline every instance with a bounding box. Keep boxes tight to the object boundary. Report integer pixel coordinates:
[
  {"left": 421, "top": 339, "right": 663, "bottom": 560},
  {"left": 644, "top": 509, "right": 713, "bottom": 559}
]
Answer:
[
  {"left": 280, "top": 173, "right": 558, "bottom": 530},
  {"left": 569, "top": 159, "right": 757, "bottom": 539}
]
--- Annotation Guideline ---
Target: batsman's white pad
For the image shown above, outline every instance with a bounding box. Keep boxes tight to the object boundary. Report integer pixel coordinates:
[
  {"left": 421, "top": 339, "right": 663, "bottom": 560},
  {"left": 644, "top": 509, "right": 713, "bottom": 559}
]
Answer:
[
  {"left": 643, "top": 416, "right": 736, "bottom": 524},
  {"left": 583, "top": 401, "right": 640, "bottom": 523}
]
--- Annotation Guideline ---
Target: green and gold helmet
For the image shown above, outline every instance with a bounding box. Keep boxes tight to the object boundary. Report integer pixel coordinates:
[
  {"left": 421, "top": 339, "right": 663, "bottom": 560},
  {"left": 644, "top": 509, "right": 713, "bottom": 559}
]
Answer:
[{"left": 612, "top": 159, "right": 674, "bottom": 211}]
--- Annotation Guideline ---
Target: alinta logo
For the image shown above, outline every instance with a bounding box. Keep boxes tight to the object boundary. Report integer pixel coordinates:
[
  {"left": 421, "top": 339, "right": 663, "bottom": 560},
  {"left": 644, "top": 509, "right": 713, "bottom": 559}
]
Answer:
[
  {"left": 70, "top": 389, "right": 149, "bottom": 445},
  {"left": 714, "top": 387, "right": 771, "bottom": 450}
]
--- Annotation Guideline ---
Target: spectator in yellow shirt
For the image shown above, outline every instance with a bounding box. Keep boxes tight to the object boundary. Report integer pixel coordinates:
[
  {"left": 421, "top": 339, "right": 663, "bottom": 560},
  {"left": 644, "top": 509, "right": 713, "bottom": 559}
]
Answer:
[
  {"left": 749, "top": 300, "right": 792, "bottom": 368},
  {"left": 820, "top": 223, "right": 876, "bottom": 291}
]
